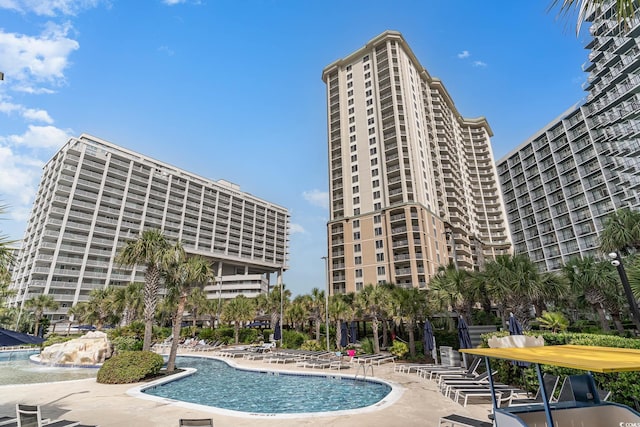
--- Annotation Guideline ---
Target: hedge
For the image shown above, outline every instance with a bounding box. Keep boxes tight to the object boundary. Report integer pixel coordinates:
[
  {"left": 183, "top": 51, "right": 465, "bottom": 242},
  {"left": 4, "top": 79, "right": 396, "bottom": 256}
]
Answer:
[{"left": 97, "top": 351, "right": 164, "bottom": 384}]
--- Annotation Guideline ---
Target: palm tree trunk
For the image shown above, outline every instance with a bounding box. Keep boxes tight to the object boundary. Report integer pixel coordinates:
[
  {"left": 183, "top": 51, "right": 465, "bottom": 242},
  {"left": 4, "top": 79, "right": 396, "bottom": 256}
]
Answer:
[
  {"left": 315, "top": 317, "right": 321, "bottom": 342},
  {"left": 381, "top": 319, "right": 388, "bottom": 349},
  {"left": 142, "top": 266, "right": 161, "bottom": 351},
  {"left": 594, "top": 304, "right": 611, "bottom": 332},
  {"left": 611, "top": 312, "right": 625, "bottom": 334},
  {"left": 167, "top": 294, "right": 187, "bottom": 372},
  {"left": 408, "top": 323, "right": 416, "bottom": 357},
  {"left": 372, "top": 318, "right": 380, "bottom": 354},
  {"left": 234, "top": 323, "right": 240, "bottom": 344},
  {"left": 335, "top": 320, "right": 341, "bottom": 349}
]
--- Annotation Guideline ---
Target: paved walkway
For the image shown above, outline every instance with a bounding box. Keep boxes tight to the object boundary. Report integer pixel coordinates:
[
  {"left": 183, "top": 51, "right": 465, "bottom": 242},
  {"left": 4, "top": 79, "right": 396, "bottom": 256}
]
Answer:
[{"left": 0, "top": 352, "right": 494, "bottom": 426}]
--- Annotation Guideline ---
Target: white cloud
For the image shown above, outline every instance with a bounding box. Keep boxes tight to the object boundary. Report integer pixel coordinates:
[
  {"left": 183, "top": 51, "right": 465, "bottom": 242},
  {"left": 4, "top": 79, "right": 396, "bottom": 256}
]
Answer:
[
  {"left": 472, "top": 60, "right": 488, "bottom": 68},
  {"left": 2, "top": 125, "right": 71, "bottom": 149},
  {"left": 0, "top": 22, "right": 79, "bottom": 85},
  {"left": 158, "top": 45, "right": 175, "bottom": 56},
  {"left": 0, "top": 145, "right": 44, "bottom": 206},
  {"left": 302, "top": 189, "right": 329, "bottom": 209},
  {"left": 457, "top": 50, "right": 470, "bottom": 59},
  {"left": 22, "top": 108, "right": 54, "bottom": 123},
  {"left": 0, "top": 0, "right": 103, "bottom": 16},
  {"left": 289, "top": 223, "right": 306, "bottom": 234},
  {"left": 163, "top": 0, "right": 186, "bottom": 5}
]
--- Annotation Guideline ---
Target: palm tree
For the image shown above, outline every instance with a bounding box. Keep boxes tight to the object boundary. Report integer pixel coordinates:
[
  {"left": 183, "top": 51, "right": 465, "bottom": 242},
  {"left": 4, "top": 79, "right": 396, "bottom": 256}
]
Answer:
[
  {"left": 287, "top": 295, "right": 310, "bottom": 332},
  {"left": 309, "top": 287, "right": 326, "bottom": 342},
  {"left": 25, "top": 294, "right": 58, "bottom": 336},
  {"left": 165, "top": 255, "right": 213, "bottom": 372},
  {"left": 67, "top": 302, "right": 90, "bottom": 327},
  {"left": 187, "top": 287, "right": 209, "bottom": 334},
  {"left": 355, "top": 284, "right": 389, "bottom": 354},
  {"left": 255, "top": 284, "right": 290, "bottom": 332},
  {"left": 428, "top": 264, "right": 476, "bottom": 324},
  {"left": 390, "top": 287, "right": 428, "bottom": 357},
  {"left": 549, "top": 0, "right": 637, "bottom": 34},
  {"left": 221, "top": 295, "right": 256, "bottom": 344},
  {"left": 536, "top": 311, "right": 570, "bottom": 333},
  {"left": 116, "top": 229, "right": 182, "bottom": 351},
  {"left": 599, "top": 207, "right": 640, "bottom": 255},
  {"left": 329, "top": 294, "right": 353, "bottom": 350},
  {"left": 563, "top": 256, "right": 616, "bottom": 331},
  {"left": 86, "top": 288, "right": 118, "bottom": 330}
]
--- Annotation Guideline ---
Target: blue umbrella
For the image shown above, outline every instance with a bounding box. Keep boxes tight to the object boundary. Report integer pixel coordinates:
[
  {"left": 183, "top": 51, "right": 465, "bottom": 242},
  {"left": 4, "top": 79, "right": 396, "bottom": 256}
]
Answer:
[
  {"left": 273, "top": 320, "right": 281, "bottom": 341},
  {"left": 457, "top": 317, "right": 472, "bottom": 349},
  {"left": 509, "top": 313, "right": 523, "bottom": 335},
  {"left": 0, "top": 327, "right": 44, "bottom": 347},
  {"left": 349, "top": 321, "right": 357, "bottom": 344},
  {"left": 340, "top": 321, "right": 348, "bottom": 348},
  {"left": 423, "top": 320, "right": 434, "bottom": 354}
]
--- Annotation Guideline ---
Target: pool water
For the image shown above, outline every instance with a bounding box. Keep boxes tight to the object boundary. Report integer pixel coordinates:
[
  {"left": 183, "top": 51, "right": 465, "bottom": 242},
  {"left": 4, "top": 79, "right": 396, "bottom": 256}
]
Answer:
[
  {"left": 143, "top": 357, "right": 392, "bottom": 414},
  {"left": 0, "top": 350, "right": 97, "bottom": 386}
]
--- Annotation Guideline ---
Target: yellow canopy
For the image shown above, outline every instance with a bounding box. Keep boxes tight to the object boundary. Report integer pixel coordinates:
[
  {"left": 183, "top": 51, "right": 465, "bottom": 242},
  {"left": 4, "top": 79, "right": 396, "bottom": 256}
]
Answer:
[{"left": 460, "top": 345, "right": 640, "bottom": 373}]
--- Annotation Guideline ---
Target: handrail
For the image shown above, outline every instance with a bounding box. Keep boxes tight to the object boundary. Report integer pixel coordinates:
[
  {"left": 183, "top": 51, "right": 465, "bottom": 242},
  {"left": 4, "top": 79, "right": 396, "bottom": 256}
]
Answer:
[{"left": 354, "top": 363, "right": 374, "bottom": 383}]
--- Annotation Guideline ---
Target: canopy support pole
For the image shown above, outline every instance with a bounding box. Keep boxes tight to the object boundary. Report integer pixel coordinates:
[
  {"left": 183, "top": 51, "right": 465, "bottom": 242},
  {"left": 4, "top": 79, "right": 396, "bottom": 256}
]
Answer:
[
  {"left": 535, "top": 362, "right": 554, "bottom": 427},
  {"left": 484, "top": 357, "right": 498, "bottom": 412}
]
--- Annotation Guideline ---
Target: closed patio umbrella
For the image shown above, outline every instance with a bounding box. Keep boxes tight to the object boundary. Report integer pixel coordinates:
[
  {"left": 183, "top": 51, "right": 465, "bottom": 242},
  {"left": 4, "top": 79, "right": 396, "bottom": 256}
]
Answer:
[
  {"left": 340, "top": 321, "right": 348, "bottom": 348},
  {"left": 423, "top": 320, "right": 435, "bottom": 355},
  {"left": 273, "top": 320, "right": 281, "bottom": 341},
  {"left": 509, "top": 313, "right": 523, "bottom": 335},
  {"left": 458, "top": 317, "right": 472, "bottom": 368}
]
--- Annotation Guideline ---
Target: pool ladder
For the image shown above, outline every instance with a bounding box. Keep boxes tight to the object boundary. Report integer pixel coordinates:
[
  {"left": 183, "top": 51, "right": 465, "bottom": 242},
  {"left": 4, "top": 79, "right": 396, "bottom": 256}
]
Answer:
[{"left": 354, "top": 363, "right": 373, "bottom": 384}]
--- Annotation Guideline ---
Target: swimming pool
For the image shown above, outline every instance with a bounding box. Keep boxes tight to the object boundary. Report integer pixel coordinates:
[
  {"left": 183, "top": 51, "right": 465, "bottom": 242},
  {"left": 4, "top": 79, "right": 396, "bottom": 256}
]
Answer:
[
  {"left": 0, "top": 349, "right": 97, "bottom": 386},
  {"left": 132, "top": 356, "right": 402, "bottom": 418}
]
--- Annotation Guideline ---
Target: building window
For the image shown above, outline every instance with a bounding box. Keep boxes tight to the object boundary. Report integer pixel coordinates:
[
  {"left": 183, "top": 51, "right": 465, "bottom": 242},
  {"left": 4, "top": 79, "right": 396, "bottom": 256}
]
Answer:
[
  {"left": 352, "top": 185, "right": 359, "bottom": 193},
  {"left": 368, "top": 128, "right": 376, "bottom": 135},
  {"left": 348, "top": 99, "right": 354, "bottom": 105},
  {"left": 375, "top": 239, "right": 384, "bottom": 248},
  {"left": 370, "top": 147, "right": 377, "bottom": 155},
  {"left": 347, "top": 90, "right": 353, "bottom": 97},
  {"left": 348, "top": 107, "right": 354, "bottom": 114},
  {"left": 349, "top": 116, "right": 355, "bottom": 124},
  {"left": 355, "top": 269, "right": 363, "bottom": 278},
  {"left": 372, "top": 169, "right": 379, "bottom": 176},
  {"left": 375, "top": 227, "right": 383, "bottom": 236},
  {"left": 374, "top": 202, "right": 381, "bottom": 210},
  {"left": 366, "top": 99, "right": 373, "bottom": 106},
  {"left": 363, "top": 55, "right": 369, "bottom": 62},
  {"left": 356, "top": 281, "right": 364, "bottom": 291},
  {"left": 347, "top": 73, "right": 352, "bottom": 80},
  {"left": 351, "top": 154, "right": 357, "bottom": 162},
  {"left": 373, "top": 191, "right": 380, "bottom": 199},
  {"left": 354, "top": 208, "right": 360, "bottom": 215},
  {"left": 376, "top": 253, "right": 385, "bottom": 262},
  {"left": 347, "top": 81, "right": 353, "bottom": 88},
  {"left": 374, "top": 215, "right": 381, "bottom": 223},
  {"left": 365, "top": 81, "right": 371, "bottom": 88},
  {"left": 353, "top": 219, "right": 360, "bottom": 228},
  {"left": 350, "top": 145, "right": 357, "bottom": 152},
  {"left": 355, "top": 256, "right": 362, "bottom": 265},
  {"left": 377, "top": 266, "right": 385, "bottom": 275},
  {"left": 364, "top": 63, "right": 370, "bottom": 71},
  {"left": 365, "top": 72, "right": 371, "bottom": 79},
  {"left": 350, "top": 135, "right": 356, "bottom": 142},
  {"left": 346, "top": 65, "right": 352, "bottom": 71},
  {"left": 354, "top": 243, "right": 361, "bottom": 252},
  {"left": 371, "top": 158, "right": 378, "bottom": 166},
  {"left": 353, "top": 231, "right": 360, "bottom": 240},
  {"left": 353, "top": 197, "right": 360, "bottom": 205},
  {"left": 349, "top": 126, "right": 355, "bottom": 133},
  {"left": 365, "top": 90, "right": 372, "bottom": 97},
  {"left": 373, "top": 179, "right": 379, "bottom": 188},
  {"left": 369, "top": 137, "right": 376, "bottom": 144},
  {"left": 352, "top": 175, "right": 359, "bottom": 183},
  {"left": 368, "top": 118, "right": 375, "bottom": 125},
  {"left": 367, "top": 108, "right": 373, "bottom": 115}
]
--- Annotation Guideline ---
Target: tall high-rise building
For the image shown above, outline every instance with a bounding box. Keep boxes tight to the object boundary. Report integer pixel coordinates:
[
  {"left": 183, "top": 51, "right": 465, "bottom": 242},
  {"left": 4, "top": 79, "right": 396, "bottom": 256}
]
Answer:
[
  {"left": 322, "top": 31, "right": 511, "bottom": 294},
  {"left": 497, "top": 4, "right": 639, "bottom": 270},
  {"left": 9, "top": 134, "right": 290, "bottom": 320}
]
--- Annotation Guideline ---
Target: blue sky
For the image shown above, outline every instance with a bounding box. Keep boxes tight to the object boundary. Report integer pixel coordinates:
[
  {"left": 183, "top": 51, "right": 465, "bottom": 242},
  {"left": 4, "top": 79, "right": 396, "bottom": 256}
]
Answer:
[{"left": 0, "top": 1, "right": 590, "bottom": 296}]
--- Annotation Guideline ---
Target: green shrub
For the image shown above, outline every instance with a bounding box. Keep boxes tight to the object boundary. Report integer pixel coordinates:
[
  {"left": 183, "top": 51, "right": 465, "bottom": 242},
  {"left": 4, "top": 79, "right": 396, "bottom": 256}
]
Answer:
[
  {"left": 238, "top": 328, "right": 259, "bottom": 344},
  {"left": 198, "top": 328, "right": 215, "bottom": 341},
  {"left": 300, "top": 340, "right": 324, "bottom": 351},
  {"left": 180, "top": 326, "right": 197, "bottom": 338},
  {"left": 282, "top": 330, "right": 309, "bottom": 349},
  {"left": 111, "top": 336, "right": 142, "bottom": 352},
  {"left": 360, "top": 337, "right": 374, "bottom": 354},
  {"left": 97, "top": 351, "right": 164, "bottom": 384},
  {"left": 389, "top": 340, "right": 408, "bottom": 358},
  {"left": 434, "top": 329, "right": 458, "bottom": 349}
]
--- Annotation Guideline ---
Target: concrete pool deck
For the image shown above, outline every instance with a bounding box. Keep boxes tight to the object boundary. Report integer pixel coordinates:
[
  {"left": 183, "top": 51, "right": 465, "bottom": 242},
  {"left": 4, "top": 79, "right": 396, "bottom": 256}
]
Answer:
[{"left": 0, "top": 351, "right": 494, "bottom": 426}]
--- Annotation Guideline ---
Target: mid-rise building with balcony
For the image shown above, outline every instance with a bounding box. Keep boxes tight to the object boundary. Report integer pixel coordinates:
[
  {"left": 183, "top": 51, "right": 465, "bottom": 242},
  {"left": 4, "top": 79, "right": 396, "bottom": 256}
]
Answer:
[
  {"left": 9, "top": 134, "right": 290, "bottom": 319},
  {"left": 322, "top": 31, "right": 511, "bottom": 294}
]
